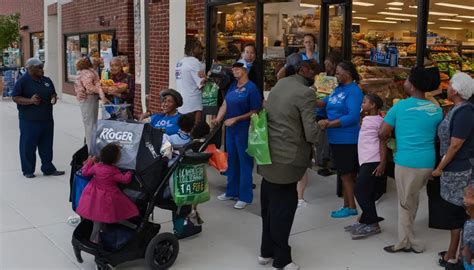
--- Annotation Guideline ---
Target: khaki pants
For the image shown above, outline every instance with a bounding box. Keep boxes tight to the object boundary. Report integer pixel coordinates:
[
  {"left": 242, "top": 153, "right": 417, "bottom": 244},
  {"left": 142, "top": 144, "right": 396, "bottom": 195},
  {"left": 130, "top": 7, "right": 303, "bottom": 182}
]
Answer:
[
  {"left": 79, "top": 95, "right": 99, "bottom": 149},
  {"left": 393, "top": 165, "right": 432, "bottom": 252}
]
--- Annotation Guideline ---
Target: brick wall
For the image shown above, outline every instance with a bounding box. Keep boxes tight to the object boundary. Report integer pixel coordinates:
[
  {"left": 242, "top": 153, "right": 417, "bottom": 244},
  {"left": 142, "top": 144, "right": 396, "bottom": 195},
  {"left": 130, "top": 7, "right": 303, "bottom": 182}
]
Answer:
[
  {"left": 0, "top": 0, "right": 44, "bottom": 65},
  {"left": 186, "top": 0, "right": 205, "bottom": 39},
  {"left": 61, "top": 0, "right": 135, "bottom": 95},
  {"left": 145, "top": 0, "right": 170, "bottom": 114}
]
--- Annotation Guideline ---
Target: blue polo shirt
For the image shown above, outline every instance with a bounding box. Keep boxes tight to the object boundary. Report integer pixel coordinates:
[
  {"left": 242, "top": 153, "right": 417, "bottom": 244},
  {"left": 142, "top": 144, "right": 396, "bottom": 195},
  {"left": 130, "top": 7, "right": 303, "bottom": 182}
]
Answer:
[
  {"left": 323, "top": 82, "right": 364, "bottom": 144},
  {"left": 150, "top": 113, "right": 180, "bottom": 135},
  {"left": 224, "top": 80, "right": 262, "bottom": 128},
  {"left": 12, "top": 73, "right": 56, "bottom": 121}
]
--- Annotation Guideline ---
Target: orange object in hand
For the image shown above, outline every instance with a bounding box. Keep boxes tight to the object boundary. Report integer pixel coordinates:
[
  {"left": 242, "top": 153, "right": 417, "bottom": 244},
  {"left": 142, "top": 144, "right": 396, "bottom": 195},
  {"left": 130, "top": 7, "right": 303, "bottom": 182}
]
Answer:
[{"left": 205, "top": 144, "right": 228, "bottom": 173}]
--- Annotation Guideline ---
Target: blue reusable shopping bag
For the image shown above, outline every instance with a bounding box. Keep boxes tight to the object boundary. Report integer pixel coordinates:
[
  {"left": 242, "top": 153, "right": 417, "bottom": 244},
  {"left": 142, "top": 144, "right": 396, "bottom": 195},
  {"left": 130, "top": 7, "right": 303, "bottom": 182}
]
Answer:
[{"left": 71, "top": 169, "right": 91, "bottom": 211}]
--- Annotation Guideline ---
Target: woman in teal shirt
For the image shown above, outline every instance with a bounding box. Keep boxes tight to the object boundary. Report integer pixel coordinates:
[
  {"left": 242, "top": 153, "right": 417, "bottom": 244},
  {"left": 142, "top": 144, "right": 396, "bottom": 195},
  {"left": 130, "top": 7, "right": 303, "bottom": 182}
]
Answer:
[{"left": 379, "top": 67, "right": 442, "bottom": 254}]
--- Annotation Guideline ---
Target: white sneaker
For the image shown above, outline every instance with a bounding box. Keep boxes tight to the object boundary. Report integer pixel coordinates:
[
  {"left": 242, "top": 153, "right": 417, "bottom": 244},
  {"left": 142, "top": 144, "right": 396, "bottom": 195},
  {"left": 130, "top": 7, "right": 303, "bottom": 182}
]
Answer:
[
  {"left": 67, "top": 214, "right": 81, "bottom": 226},
  {"left": 233, "top": 201, "right": 248, "bottom": 209},
  {"left": 217, "top": 193, "right": 236, "bottom": 201},
  {"left": 272, "top": 262, "right": 300, "bottom": 270},
  {"left": 297, "top": 199, "right": 307, "bottom": 208},
  {"left": 257, "top": 256, "right": 272, "bottom": 265}
]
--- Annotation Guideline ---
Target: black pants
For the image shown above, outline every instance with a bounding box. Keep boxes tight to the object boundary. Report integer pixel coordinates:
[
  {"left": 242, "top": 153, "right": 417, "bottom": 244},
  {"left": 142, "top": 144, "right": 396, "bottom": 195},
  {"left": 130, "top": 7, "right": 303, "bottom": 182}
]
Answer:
[
  {"left": 354, "top": 163, "right": 384, "bottom": 224},
  {"left": 260, "top": 179, "right": 298, "bottom": 268}
]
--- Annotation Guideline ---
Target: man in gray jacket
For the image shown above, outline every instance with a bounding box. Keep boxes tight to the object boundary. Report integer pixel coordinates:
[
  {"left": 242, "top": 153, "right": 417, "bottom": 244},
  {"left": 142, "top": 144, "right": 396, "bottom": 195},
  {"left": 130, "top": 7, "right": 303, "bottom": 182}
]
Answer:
[{"left": 257, "top": 59, "right": 321, "bottom": 270}]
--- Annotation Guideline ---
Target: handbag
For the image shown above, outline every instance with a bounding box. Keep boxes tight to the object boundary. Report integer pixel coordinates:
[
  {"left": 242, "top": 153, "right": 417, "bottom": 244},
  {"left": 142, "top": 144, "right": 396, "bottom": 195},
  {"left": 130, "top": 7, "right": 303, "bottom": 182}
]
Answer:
[{"left": 246, "top": 109, "right": 272, "bottom": 165}]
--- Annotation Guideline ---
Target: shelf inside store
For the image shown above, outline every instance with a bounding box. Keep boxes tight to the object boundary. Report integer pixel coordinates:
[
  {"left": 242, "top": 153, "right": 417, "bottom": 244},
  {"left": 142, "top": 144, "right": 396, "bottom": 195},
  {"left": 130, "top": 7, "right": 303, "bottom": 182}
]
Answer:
[
  {"left": 434, "top": 59, "right": 461, "bottom": 62},
  {"left": 382, "top": 41, "right": 415, "bottom": 44},
  {"left": 428, "top": 44, "right": 459, "bottom": 47},
  {"left": 399, "top": 56, "right": 417, "bottom": 59}
]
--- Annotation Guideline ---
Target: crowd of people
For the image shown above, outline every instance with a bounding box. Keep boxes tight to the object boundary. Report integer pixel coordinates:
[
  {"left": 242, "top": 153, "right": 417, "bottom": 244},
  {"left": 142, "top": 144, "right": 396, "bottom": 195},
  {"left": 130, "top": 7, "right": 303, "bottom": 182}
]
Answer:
[{"left": 10, "top": 35, "right": 474, "bottom": 270}]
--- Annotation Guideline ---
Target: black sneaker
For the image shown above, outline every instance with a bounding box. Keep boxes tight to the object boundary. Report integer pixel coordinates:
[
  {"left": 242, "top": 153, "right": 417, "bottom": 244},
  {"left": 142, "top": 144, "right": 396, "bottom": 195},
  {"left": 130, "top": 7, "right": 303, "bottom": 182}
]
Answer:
[
  {"left": 43, "top": 170, "right": 65, "bottom": 176},
  {"left": 24, "top": 173, "right": 35, "bottom": 178}
]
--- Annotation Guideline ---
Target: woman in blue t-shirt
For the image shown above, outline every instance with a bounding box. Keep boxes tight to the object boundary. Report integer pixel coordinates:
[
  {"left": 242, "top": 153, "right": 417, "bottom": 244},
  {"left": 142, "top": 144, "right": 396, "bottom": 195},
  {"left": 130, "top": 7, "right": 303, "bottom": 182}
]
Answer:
[
  {"left": 379, "top": 67, "right": 442, "bottom": 254},
  {"left": 432, "top": 72, "right": 474, "bottom": 265},
  {"left": 212, "top": 62, "right": 263, "bottom": 210},
  {"left": 277, "top": 33, "right": 319, "bottom": 80},
  {"left": 140, "top": 89, "right": 183, "bottom": 135},
  {"left": 317, "top": 61, "right": 364, "bottom": 218}
]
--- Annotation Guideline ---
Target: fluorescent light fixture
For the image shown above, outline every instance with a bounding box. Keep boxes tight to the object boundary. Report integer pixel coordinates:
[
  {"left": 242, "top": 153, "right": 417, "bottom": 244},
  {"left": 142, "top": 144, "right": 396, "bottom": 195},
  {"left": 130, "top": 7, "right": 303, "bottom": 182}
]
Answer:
[
  {"left": 387, "top": 2, "right": 404, "bottom": 6},
  {"left": 217, "top": 11, "right": 223, "bottom": 14},
  {"left": 300, "top": 3, "right": 319, "bottom": 8},
  {"left": 435, "top": 3, "right": 474, "bottom": 11},
  {"left": 353, "top": 16, "right": 368, "bottom": 20},
  {"left": 352, "top": 23, "right": 361, "bottom": 25},
  {"left": 440, "top": 27, "right": 463, "bottom": 30},
  {"left": 429, "top": 11, "right": 458, "bottom": 16},
  {"left": 386, "top": 7, "right": 403, "bottom": 10},
  {"left": 457, "top": 16, "right": 474, "bottom": 19},
  {"left": 228, "top": 2, "right": 242, "bottom": 6},
  {"left": 368, "top": 19, "right": 397, "bottom": 24},
  {"left": 378, "top": 12, "right": 417, "bottom": 17},
  {"left": 353, "top": 2, "right": 375, "bottom": 7},
  {"left": 438, "top": 18, "right": 462, "bottom": 22},
  {"left": 471, "top": 20, "right": 474, "bottom": 23},
  {"left": 352, "top": 10, "right": 356, "bottom": 13},
  {"left": 409, "top": 5, "right": 417, "bottom": 8},
  {"left": 385, "top": 17, "right": 411, "bottom": 21},
  {"left": 428, "top": 22, "right": 435, "bottom": 24}
]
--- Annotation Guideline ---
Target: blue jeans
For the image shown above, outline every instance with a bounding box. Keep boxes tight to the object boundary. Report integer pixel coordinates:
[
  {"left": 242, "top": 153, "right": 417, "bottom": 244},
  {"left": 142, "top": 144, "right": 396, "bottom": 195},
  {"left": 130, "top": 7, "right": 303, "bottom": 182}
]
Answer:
[
  {"left": 19, "top": 119, "right": 56, "bottom": 175},
  {"left": 225, "top": 124, "right": 254, "bottom": 203}
]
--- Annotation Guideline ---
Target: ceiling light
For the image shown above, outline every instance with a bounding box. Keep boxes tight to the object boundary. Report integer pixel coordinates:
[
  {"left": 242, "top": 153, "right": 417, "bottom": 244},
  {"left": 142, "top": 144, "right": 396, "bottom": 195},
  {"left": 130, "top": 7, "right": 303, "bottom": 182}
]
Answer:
[
  {"left": 386, "top": 7, "right": 403, "bottom": 10},
  {"left": 385, "top": 17, "right": 411, "bottom": 21},
  {"left": 217, "top": 11, "right": 223, "bottom": 14},
  {"left": 378, "top": 12, "right": 417, "bottom": 17},
  {"left": 353, "top": 16, "right": 368, "bottom": 20},
  {"left": 352, "top": 23, "right": 361, "bottom": 25},
  {"left": 353, "top": 2, "right": 375, "bottom": 7},
  {"left": 409, "top": 5, "right": 417, "bottom": 8},
  {"left": 438, "top": 18, "right": 462, "bottom": 22},
  {"left": 435, "top": 3, "right": 474, "bottom": 11},
  {"left": 227, "top": 1, "right": 242, "bottom": 6},
  {"left": 457, "top": 16, "right": 474, "bottom": 19},
  {"left": 352, "top": 10, "right": 356, "bottom": 13},
  {"left": 368, "top": 20, "right": 397, "bottom": 24},
  {"left": 429, "top": 11, "right": 458, "bottom": 16},
  {"left": 428, "top": 22, "right": 435, "bottom": 24},
  {"left": 471, "top": 20, "right": 474, "bottom": 23},
  {"left": 387, "top": 2, "right": 404, "bottom": 6},
  {"left": 440, "top": 27, "right": 463, "bottom": 30},
  {"left": 300, "top": 3, "right": 318, "bottom": 8}
]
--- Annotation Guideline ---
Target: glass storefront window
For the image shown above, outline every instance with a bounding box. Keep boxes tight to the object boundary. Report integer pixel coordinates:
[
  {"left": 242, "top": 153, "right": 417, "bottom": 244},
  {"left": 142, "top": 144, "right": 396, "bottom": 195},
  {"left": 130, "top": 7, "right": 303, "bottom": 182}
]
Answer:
[
  {"left": 31, "top": 32, "right": 45, "bottom": 62},
  {"left": 212, "top": 2, "right": 257, "bottom": 64},
  {"left": 66, "top": 35, "right": 80, "bottom": 82},
  {"left": 65, "top": 32, "right": 114, "bottom": 82}
]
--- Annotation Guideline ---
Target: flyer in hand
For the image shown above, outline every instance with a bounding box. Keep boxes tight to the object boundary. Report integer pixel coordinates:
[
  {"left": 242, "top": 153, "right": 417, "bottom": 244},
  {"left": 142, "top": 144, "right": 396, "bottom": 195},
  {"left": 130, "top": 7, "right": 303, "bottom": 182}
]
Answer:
[{"left": 314, "top": 72, "right": 338, "bottom": 97}]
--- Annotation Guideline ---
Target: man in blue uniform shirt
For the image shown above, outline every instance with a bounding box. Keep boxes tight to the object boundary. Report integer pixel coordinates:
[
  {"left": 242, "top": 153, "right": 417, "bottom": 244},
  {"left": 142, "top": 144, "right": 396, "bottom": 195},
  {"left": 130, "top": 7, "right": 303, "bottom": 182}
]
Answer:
[{"left": 12, "top": 58, "right": 65, "bottom": 178}]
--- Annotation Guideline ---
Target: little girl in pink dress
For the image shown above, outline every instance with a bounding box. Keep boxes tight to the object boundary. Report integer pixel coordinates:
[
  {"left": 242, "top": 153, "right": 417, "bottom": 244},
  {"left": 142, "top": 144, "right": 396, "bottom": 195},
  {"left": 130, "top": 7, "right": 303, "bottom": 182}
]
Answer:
[{"left": 76, "top": 143, "right": 139, "bottom": 243}]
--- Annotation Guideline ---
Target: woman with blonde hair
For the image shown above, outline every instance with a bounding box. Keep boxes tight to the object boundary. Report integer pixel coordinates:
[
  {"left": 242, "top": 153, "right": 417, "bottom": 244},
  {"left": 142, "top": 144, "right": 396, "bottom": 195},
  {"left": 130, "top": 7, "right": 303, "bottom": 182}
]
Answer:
[{"left": 74, "top": 57, "right": 107, "bottom": 148}]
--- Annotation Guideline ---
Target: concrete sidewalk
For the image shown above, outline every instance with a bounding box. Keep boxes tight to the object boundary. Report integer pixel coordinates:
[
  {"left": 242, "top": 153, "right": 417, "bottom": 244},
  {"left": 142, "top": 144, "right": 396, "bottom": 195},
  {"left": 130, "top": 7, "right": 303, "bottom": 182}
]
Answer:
[{"left": 0, "top": 98, "right": 448, "bottom": 269}]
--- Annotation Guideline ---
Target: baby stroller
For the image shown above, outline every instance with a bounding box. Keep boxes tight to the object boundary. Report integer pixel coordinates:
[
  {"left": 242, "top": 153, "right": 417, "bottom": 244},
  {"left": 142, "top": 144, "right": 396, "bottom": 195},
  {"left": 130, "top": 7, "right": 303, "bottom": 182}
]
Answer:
[{"left": 70, "top": 117, "right": 218, "bottom": 269}]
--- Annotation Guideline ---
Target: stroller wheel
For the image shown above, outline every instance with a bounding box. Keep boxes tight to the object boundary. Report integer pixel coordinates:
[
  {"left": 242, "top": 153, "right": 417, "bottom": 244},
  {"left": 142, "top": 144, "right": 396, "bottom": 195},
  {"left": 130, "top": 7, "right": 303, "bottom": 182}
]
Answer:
[{"left": 145, "top": 232, "right": 179, "bottom": 270}]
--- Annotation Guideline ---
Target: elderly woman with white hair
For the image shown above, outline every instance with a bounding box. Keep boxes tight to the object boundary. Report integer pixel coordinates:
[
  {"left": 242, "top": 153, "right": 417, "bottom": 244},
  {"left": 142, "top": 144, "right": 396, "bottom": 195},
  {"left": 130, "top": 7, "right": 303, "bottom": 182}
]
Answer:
[{"left": 432, "top": 72, "right": 474, "bottom": 267}]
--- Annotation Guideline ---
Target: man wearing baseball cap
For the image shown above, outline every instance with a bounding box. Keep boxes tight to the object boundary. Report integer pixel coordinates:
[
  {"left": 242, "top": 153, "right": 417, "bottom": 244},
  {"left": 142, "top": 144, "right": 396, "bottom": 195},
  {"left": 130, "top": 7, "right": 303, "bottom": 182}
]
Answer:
[{"left": 12, "top": 58, "right": 65, "bottom": 178}]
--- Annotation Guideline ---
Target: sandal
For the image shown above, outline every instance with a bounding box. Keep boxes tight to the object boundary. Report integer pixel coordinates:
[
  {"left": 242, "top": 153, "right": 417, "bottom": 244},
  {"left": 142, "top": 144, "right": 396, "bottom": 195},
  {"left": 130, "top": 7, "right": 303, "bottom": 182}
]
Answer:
[{"left": 383, "top": 245, "right": 413, "bottom": 253}]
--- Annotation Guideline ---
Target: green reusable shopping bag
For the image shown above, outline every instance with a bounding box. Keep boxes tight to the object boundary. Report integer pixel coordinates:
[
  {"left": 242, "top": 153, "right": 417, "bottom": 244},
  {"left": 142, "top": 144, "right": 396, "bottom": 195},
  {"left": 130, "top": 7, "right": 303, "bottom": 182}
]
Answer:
[
  {"left": 246, "top": 109, "right": 272, "bottom": 165},
  {"left": 202, "top": 82, "right": 219, "bottom": 107},
  {"left": 172, "top": 164, "right": 210, "bottom": 206}
]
